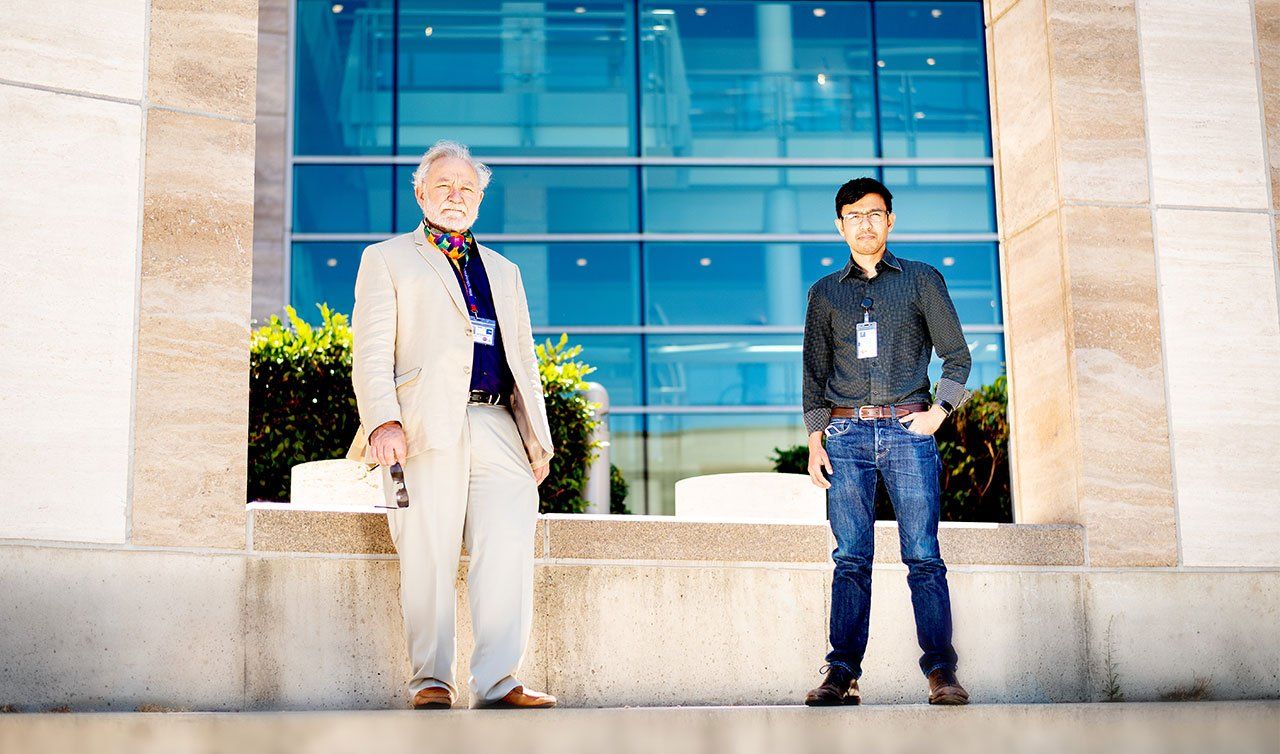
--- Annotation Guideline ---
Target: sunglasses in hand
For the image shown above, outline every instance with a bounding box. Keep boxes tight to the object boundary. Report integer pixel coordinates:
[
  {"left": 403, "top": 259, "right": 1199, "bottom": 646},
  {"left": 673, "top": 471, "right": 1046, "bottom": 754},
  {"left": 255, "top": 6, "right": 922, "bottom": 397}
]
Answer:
[{"left": 375, "top": 462, "right": 410, "bottom": 509}]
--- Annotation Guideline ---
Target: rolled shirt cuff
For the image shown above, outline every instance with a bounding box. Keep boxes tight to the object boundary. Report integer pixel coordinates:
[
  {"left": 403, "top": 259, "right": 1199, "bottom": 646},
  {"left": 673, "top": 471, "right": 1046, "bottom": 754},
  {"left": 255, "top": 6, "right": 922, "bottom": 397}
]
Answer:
[
  {"left": 934, "top": 378, "right": 972, "bottom": 412},
  {"left": 804, "top": 407, "right": 832, "bottom": 435}
]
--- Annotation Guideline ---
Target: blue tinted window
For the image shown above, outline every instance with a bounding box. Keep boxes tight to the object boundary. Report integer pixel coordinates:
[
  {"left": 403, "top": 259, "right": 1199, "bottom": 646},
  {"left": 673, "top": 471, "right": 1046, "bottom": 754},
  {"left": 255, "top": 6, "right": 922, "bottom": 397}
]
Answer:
[
  {"left": 643, "top": 166, "right": 876, "bottom": 233},
  {"left": 891, "top": 243, "right": 1001, "bottom": 325},
  {"left": 640, "top": 2, "right": 875, "bottom": 158},
  {"left": 294, "top": 0, "right": 393, "bottom": 155},
  {"left": 646, "top": 243, "right": 836, "bottom": 326},
  {"left": 645, "top": 413, "right": 808, "bottom": 513},
  {"left": 876, "top": 2, "right": 991, "bottom": 158},
  {"left": 881, "top": 167, "right": 995, "bottom": 233},
  {"left": 293, "top": 165, "right": 395, "bottom": 233},
  {"left": 501, "top": 244, "right": 641, "bottom": 326},
  {"left": 648, "top": 334, "right": 803, "bottom": 406},
  {"left": 928, "top": 330, "right": 1005, "bottom": 389},
  {"left": 396, "top": 1, "right": 636, "bottom": 156},
  {"left": 290, "top": 242, "right": 364, "bottom": 320},
  {"left": 548, "top": 334, "right": 644, "bottom": 407},
  {"left": 395, "top": 165, "right": 640, "bottom": 234}
]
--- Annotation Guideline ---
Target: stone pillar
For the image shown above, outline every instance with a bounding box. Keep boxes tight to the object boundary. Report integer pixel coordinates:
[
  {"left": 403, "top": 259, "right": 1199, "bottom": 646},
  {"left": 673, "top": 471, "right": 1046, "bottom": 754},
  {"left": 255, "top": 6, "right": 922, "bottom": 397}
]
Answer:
[
  {"left": 0, "top": 0, "right": 258, "bottom": 549},
  {"left": 987, "top": 0, "right": 1280, "bottom": 567},
  {"left": 252, "top": 0, "right": 290, "bottom": 322}
]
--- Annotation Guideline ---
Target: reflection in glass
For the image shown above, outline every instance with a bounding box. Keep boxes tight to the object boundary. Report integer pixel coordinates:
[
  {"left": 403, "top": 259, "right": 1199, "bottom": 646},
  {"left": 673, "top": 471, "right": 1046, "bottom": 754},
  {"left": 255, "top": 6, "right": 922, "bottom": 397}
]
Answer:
[
  {"left": 546, "top": 334, "right": 643, "bottom": 407},
  {"left": 295, "top": 0, "right": 394, "bottom": 155},
  {"left": 890, "top": 243, "right": 1001, "bottom": 325},
  {"left": 928, "top": 331, "right": 1006, "bottom": 389},
  {"left": 644, "top": 413, "right": 808, "bottom": 514},
  {"left": 290, "top": 242, "right": 365, "bottom": 321},
  {"left": 648, "top": 334, "right": 803, "bottom": 406},
  {"left": 501, "top": 244, "right": 641, "bottom": 327},
  {"left": 881, "top": 167, "right": 995, "bottom": 233},
  {"left": 644, "top": 166, "right": 875, "bottom": 233},
  {"left": 607, "top": 413, "right": 646, "bottom": 513},
  {"left": 293, "top": 165, "right": 395, "bottom": 233},
  {"left": 396, "top": 1, "right": 635, "bottom": 155},
  {"left": 640, "top": 2, "right": 875, "bottom": 157},
  {"left": 395, "top": 165, "right": 640, "bottom": 235},
  {"left": 876, "top": 1, "right": 990, "bottom": 158}
]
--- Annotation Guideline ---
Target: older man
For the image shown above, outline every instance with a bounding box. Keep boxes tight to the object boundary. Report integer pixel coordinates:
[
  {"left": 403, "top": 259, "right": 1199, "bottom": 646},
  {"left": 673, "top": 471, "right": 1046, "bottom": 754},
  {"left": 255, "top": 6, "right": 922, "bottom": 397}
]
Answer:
[{"left": 347, "top": 140, "right": 556, "bottom": 710}]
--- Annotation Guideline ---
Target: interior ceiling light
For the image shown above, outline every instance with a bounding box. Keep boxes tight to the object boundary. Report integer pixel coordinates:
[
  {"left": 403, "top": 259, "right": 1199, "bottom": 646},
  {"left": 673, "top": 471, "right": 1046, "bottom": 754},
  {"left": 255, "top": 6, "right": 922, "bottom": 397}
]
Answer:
[
  {"left": 331, "top": 3, "right": 344, "bottom": 13},
  {"left": 424, "top": 26, "right": 433, "bottom": 36},
  {"left": 813, "top": 7, "right": 826, "bottom": 17},
  {"left": 695, "top": 7, "right": 707, "bottom": 16}
]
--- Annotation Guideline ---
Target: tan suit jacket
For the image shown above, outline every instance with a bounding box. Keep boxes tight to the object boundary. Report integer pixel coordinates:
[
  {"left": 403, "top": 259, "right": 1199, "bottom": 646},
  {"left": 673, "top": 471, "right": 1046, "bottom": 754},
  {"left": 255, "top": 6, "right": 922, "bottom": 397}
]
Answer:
[{"left": 346, "top": 225, "right": 554, "bottom": 469}]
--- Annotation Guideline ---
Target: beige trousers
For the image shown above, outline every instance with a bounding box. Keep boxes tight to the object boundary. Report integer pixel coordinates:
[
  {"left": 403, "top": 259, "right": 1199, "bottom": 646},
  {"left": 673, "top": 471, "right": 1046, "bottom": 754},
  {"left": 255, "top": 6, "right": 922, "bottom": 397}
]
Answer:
[{"left": 380, "top": 404, "right": 539, "bottom": 704}]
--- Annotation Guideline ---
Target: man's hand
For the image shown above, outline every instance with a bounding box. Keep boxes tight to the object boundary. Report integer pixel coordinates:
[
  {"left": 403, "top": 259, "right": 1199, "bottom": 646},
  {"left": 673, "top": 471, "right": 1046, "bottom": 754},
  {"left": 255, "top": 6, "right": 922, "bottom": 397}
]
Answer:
[
  {"left": 533, "top": 463, "right": 550, "bottom": 486},
  {"left": 807, "top": 430, "right": 833, "bottom": 489},
  {"left": 369, "top": 421, "right": 408, "bottom": 467},
  {"left": 899, "top": 404, "right": 948, "bottom": 436}
]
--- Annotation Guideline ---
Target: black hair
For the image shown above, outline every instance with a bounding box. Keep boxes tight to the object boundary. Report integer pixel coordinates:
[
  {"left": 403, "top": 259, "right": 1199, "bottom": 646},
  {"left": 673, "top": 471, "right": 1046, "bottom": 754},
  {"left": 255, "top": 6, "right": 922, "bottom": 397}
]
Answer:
[{"left": 835, "top": 177, "right": 893, "bottom": 216}]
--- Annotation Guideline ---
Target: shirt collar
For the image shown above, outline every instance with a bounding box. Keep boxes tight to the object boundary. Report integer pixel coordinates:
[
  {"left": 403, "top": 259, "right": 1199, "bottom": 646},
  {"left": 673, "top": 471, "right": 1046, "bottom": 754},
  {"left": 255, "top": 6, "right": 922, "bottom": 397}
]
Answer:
[{"left": 840, "top": 249, "right": 902, "bottom": 281}]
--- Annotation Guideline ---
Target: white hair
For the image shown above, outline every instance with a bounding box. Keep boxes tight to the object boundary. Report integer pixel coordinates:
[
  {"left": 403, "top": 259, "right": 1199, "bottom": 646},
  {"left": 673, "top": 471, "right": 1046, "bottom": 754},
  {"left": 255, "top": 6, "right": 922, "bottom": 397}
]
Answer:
[{"left": 411, "top": 140, "right": 492, "bottom": 192}]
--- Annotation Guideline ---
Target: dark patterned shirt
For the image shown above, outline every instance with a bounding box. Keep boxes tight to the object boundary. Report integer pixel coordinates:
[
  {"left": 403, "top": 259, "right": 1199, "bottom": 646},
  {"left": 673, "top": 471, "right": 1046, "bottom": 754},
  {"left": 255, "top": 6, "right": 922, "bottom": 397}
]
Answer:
[{"left": 802, "top": 249, "right": 972, "bottom": 434}]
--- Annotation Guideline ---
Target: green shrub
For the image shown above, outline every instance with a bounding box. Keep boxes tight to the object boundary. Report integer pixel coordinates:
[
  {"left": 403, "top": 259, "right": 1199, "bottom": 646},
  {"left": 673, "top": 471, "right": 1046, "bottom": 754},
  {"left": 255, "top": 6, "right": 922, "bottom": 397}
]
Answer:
[
  {"left": 769, "top": 376, "right": 1012, "bottom": 523},
  {"left": 248, "top": 308, "right": 621, "bottom": 514},
  {"left": 610, "top": 463, "right": 630, "bottom": 515},
  {"left": 248, "top": 305, "right": 358, "bottom": 503},
  {"left": 534, "top": 334, "right": 602, "bottom": 514}
]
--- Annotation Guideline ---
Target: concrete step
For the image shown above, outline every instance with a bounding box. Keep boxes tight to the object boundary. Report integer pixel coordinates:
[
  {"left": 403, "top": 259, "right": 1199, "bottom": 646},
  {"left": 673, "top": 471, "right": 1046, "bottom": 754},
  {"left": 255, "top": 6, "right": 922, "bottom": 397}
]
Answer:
[{"left": 1, "top": 702, "right": 1276, "bottom": 754}]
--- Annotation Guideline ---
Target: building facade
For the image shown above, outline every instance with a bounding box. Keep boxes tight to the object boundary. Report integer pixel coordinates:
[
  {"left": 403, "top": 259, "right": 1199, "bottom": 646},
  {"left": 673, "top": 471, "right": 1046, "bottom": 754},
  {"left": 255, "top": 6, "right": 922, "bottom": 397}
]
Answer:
[
  {"left": 254, "top": 0, "right": 1005, "bottom": 513},
  {"left": 0, "top": 0, "right": 1278, "bottom": 712}
]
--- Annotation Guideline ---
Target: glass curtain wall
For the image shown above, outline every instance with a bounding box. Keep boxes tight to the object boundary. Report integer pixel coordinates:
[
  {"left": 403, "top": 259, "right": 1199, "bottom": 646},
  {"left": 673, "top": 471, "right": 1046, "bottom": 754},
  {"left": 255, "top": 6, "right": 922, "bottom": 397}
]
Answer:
[{"left": 290, "top": 0, "right": 999, "bottom": 513}]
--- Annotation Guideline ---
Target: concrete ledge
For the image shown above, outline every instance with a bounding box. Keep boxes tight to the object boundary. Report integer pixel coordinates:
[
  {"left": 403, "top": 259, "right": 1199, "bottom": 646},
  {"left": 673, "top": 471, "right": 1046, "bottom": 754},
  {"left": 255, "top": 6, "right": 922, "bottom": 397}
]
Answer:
[
  {"left": 246, "top": 506, "right": 1086, "bottom": 566},
  {"left": 1, "top": 703, "right": 1277, "bottom": 754}
]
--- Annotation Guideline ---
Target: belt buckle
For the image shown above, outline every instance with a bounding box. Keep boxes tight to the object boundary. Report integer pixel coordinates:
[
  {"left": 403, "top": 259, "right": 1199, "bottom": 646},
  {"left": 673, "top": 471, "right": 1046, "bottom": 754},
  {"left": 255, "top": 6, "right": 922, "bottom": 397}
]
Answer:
[{"left": 857, "top": 405, "right": 877, "bottom": 420}]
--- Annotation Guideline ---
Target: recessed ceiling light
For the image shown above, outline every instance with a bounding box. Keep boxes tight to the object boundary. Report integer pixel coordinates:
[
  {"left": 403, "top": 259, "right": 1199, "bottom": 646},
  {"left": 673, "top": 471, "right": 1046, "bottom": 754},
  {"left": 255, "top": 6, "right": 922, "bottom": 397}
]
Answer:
[
  {"left": 699, "top": 257, "right": 712, "bottom": 267},
  {"left": 932, "top": 8, "right": 943, "bottom": 18},
  {"left": 816, "top": 73, "right": 827, "bottom": 86},
  {"left": 821, "top": 257, "right": 834, "bottom": 267},
  {"left": 914, "top": 111, "right": 926, "bottom": 119},
  {"left": 926, "top": 57, "right": 936, "bottom": 66},
  {"left": 576, "top": 258, "right": 588, "bottom": 267},
  {"left": 326, "top": 258, "right": 338, "bottom": 267},
  {"left": 574, "top": 6, "right": 586, "bottom": 13},
  {"left": 331, "top": 3, "right": 344, "bottom": 13},
  {"left": 695, "top": 7, "right": 707, "bottom": 15},
  {"left": 652, "top": 24, "right": 668, "bottom": 31},
  {"left": 813, "top": 7, "right": 826, "bottom": 17},
  {"left": 424, "top": 26, "right": 433, "bottom": 36},
  {"left": 942, "top": 256, "right": 955, "bottom": 266},
  {"left": 876, "top": 60, "right": 885, "bottom": 68}
]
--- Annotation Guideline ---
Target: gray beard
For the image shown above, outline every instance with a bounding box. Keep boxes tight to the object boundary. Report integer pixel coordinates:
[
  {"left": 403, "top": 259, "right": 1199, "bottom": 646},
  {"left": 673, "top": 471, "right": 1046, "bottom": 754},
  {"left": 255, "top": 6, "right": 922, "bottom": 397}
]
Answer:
[{"left": 424, "top": 209, "right": 470, "bottom": 233}]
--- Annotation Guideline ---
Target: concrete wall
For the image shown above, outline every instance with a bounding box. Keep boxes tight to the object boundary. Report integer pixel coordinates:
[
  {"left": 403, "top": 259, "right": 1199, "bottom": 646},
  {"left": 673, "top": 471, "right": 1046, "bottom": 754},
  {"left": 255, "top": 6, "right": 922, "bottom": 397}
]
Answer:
[{"left": 0, "top": 516, "right": 1275, "bottom": 711}]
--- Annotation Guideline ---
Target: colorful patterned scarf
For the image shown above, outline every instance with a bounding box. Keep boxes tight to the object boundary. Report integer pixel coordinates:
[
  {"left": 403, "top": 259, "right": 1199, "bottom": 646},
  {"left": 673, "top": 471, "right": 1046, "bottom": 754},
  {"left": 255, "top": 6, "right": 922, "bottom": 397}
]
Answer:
[{"left": 423, "top": 219, "right": 475, "bottom": 262}]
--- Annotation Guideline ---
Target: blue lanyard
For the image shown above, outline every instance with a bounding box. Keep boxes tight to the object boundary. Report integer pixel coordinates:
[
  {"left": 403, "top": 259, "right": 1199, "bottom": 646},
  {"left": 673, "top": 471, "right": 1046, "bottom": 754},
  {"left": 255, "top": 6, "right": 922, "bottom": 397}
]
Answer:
[{"left": 456, "top": 258, "right": 481, "bottom": 318}]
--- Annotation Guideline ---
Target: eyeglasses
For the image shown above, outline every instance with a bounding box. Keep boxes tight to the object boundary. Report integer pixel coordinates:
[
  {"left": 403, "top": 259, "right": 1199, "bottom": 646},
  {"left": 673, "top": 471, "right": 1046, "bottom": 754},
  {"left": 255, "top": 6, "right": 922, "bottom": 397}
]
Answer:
[
  {"left": 841, "top": 210, "right": 889, "bottom": 226},
  {"left": 375, "top": 462, "right": 410, "bottom": 509}
]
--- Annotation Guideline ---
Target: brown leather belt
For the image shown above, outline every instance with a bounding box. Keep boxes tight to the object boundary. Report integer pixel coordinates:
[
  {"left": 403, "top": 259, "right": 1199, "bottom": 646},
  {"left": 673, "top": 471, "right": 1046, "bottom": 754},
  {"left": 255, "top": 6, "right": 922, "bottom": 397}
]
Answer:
[{"left": 831, "top": 402, "right": 929, "bottom": 420}]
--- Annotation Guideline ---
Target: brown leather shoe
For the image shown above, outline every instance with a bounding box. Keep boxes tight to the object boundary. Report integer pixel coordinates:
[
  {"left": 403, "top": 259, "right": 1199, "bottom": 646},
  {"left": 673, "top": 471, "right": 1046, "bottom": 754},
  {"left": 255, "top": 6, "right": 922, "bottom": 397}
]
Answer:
[
  {"left": 927, "top": 668, "right": 969, "bottom": 705},
  {"left": 412, "top": 686, "right": 454, "bottom": 710},
  {"left": 804, "top": 665, "right": 860, "bottom": 706},
  {"left": 482, "top": 685, "right": 557, "bottom": 709}
]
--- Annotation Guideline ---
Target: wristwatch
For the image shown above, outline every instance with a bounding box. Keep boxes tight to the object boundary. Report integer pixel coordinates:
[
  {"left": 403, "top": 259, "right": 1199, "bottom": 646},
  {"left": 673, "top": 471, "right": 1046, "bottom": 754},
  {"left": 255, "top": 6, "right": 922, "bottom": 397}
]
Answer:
[{"left": 936, "top": 399, "right": 956, "bottom": 417}]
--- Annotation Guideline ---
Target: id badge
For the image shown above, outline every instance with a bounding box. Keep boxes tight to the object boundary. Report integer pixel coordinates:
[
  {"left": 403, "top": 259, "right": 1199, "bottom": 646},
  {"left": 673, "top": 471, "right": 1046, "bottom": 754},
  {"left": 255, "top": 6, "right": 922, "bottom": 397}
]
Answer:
[
  {"left": 471, "top": 316, "right": 496, "bottom": 346},
  {"left": 856, "top": 321, "right": 878, "bottom": 359}
]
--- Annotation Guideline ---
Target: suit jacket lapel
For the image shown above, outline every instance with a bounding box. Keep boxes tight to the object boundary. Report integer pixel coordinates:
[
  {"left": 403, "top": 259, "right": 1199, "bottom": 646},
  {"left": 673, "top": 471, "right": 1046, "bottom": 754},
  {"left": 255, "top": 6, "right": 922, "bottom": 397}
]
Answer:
[{"left": 412, "top": 224, "right": 468, "bottom": 319}]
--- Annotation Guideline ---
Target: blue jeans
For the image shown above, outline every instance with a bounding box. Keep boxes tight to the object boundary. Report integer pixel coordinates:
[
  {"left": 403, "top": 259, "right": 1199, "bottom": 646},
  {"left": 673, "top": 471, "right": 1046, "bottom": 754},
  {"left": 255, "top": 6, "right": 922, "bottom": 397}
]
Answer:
[{"left": 823, "top": 416, "right": 958, "bottom": 678}]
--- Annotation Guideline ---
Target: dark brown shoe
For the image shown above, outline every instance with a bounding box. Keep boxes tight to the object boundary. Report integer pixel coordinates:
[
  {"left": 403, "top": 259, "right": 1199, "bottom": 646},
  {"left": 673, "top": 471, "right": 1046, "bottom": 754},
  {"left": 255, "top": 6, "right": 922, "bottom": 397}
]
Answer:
[
  {"left": 481, "top": 685, "right": 557, "bottom": 709},
  {"left": 412, "top": 686, "right": 454, "bottom": 710},
  {"left": 804, "top": 665, "right": 861, "bottom": 706},
  {"left": 927, "top": 668, "right": 969, "bottom": 705}
]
